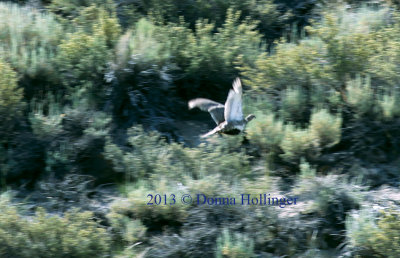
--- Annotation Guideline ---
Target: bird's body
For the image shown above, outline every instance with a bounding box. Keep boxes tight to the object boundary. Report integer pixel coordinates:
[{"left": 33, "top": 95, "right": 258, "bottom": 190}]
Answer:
[{"left": 188, "top": 78, "right": 255, "bottom": 138}]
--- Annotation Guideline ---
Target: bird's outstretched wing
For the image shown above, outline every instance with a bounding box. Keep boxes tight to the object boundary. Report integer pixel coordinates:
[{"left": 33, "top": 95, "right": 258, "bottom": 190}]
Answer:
[
  {"left": 188, "top": 98, "right": 225, "bottom": 125},
  {"left": 224, "top": 78, "right": 243, "bottom": 123},
  {"left": 200, "top": 122, "right": 226, "bottom": 138}
]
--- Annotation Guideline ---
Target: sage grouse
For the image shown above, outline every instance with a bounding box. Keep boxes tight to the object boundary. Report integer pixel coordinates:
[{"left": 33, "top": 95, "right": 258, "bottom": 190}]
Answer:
[{"left": 188, "top": 77, "right": 255, "bottom": 138}]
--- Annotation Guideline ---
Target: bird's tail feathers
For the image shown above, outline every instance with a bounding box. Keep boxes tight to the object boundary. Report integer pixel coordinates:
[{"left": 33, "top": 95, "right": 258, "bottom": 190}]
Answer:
[{"left": 232, "top": 77, "right": 242, "bottom": 95}]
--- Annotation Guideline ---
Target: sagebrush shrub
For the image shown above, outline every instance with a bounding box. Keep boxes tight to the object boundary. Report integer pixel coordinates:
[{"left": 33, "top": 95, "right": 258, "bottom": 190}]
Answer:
[
  {"left": 0, "top": 194, "right": 111, "bottom": 258},
  {"left": 309, "top": 108, "right": 342, "bottom": 148},
  {"left": 346, "top": 208, "right": 400, "bottom": 257},
  {"left": 281, "top": 86, "right": 308, "bottom": 122},
  {"left": 216, "top": 228, "right": 255, "bottom": 258},
  {"left": 346, "top": 75, "right": 374, "bottom": 117},
  {"left": 241, "top": 37, "right": 336, "bottom": 91},
  {"left": 280, "top": 125, "right": 314, "bottom": 163},
  {"left": 73, "top": 5, "right": 121, "bottom": 48},
  {"left": 0, "top": 60, "right": 24, "bottom": 139},
  {"left": 48, "top": 0, "right": 112, "bottom": 20},
  {"left": 57, "top": 27, "right": 110, "bottom": 103},
  {"left": 0, "top": 2, "right": 63, "bottom": 75},
  {"left": 120, "top": 18, "right": 171, "bottom": 65},
  {"left": 29, "top": 95, "right": 63, "bottom": 139},
  {"left": 378, "top": 94, "right": 400, "bottom": 120},
  {"left": 293, "top": 175, "right": 363, "bottom": 221},
  {"left": 299, "top": 158, "right": 316, "bottom": 180},
  {"left": 104, "top": 125, "right": 250, "bottom": 181},
  {"left": 160, "top": 8, "right": 263, "bottom": 96},
  {"left": 247, "top": 112, "right": 284, "bottom": 154}
]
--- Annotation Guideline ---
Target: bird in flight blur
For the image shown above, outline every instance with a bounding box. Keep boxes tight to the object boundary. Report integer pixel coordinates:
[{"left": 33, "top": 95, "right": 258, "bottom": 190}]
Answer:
[{"left": 188, "top": 77, "right": 255, "bottom": 138}]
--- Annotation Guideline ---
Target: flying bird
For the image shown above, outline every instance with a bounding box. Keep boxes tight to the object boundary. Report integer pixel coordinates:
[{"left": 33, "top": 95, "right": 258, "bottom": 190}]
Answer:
[{"left": 188, "top": 77, "right": 255, "bottom": 138}]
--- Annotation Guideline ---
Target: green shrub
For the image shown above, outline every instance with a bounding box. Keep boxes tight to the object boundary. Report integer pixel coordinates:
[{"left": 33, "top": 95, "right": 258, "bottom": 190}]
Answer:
[
  {"left": 299, "top": 158, "right": 316, "bottom": 180},
  {"left": 291, "top": 175, "right": 363, "bottom": 249},
  {"left": 56, "top": 27, "right": 110, "bottom": 103},
  {"left": 185, "top": 174, "right": 236, "bottom": 201},
  {"left": 247, "top": 112, "right": 284, "bottom": 155},
  {"left": 0, "top": 194, "right": 111, "bottom": 258},
  {"left": 216, "top": 228, "right": 255, "bottom": 258},
  {"left": 307, "top": 7, "right": 388, "bottom": 82},
  {"left": 107, "top": 206, "right": 147, "bottom": 247},
  {"left": 346, "top": 75, "right": 374, "bottom": 117},
  {"left": 0, "top": 2, "right": 62, "bottom": 73},
  {"left": 0, "top": 2, "right": 63, "bottom": 99},
  {"left": 29, "top": 95, "right": 113, "bottom": 180},
  {"left": 346, "top": 208, "right": 400, "bottom": 257},
  {"left": 29, "top": 95, "right": 63, "bottom": 139},
  {"left": 0, "top": 60, "right": 24, "bottom": 139},
  {"left": 309, "top": 108, "right": 342, "bottom": 148},
  {"left": 377, "top": 93, "right": 400, "bottom": 120},
  {"left": 48, "top": 0, "right": 112, "bottom": 19},
  {"left": 310, "top": 84, "right": 342, "bottom": 110},
  {"left": 57, "top": 29, "right": 108, "bottom": 81},
  {"left": 196, "top": 136, "right": 251, "bottom": 178},
  {"left": 161, "top": 8, "right": 263, "bottom": 96},
  {"left": 114, "top": 8, "right": 263, "bottom": 80},
  {"left": 118, "top": 0, "right": 281, "bottom": 38},
  {"left": 108, "top": 178, "right": 189, "bottom": 234},
  {"left": 144, "top": 176, "right": 278, "bottom": 257},
  {"left": 242, "top": 37, "right": 336, "bottom": 91},
  {"left": 293, "top": 175, "right": 362, "bottom": 222},
  {"left": 280, "top": 124, "right": 314, "bottom": 163},
  {"left": 117, "top": 126, "right": 170, "bottom": 180},
  {"left": 104, "top": 125, "right": 250, "bottom": 181},
  {"left": 115, "top": 18, "right": 171, "bottom": 68},
  {"left": 72, "top": 5, "right": 121, "bottom": 48},
  {"left": 242, "top": 4, "right": 393, "bottom": 104},
  {"left": 281, "top": 86, "right": 308, "bottom": 122}
]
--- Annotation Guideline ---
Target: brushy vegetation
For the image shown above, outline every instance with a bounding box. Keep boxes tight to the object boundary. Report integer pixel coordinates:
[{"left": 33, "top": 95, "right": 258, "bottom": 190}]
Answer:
[
  {"left": 0, "top": 194, "right": 111, "bottom": 258},
  {"left": 0, "top": 60, "right": 24, "bottom": 140},
  {"left": 1, "top": 0, "right": 400, "bottom": 257},
  {"left": 346, "top": 207, "right": 400, "bottom": 257}
]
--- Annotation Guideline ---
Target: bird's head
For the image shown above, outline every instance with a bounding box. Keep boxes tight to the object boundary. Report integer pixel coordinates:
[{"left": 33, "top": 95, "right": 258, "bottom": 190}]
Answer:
[{"left": 245, "top": 114, "right": 256, "bottom": 123}]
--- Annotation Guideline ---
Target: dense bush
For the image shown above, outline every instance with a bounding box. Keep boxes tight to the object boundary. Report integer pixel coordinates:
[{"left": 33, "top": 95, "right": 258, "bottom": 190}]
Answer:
[
  {"left": 281, "top": 86, "right": 308, "bottom": 123},
  {"left": 309, "top": 108, "right": 342, "bottom": 149},
  {"left": 108, "top": 178, "right": 189, "bottom": 240},
  {"left": 247, "top": 112, "right": 284, "bottom": 155},
  {"left": 216, "top": 228, "right": 255, "bottom": 258},
  {"left": 345, "top": 75, "right": 374, "bottom": 118},
  {"left": 241, "top": 3, "right": 400, "bottom": 170},
  {"left": 56, "top": 29, "right": 110, "bottom": 103},
  {"left": 48, "top": 0, "right": 113, "bottom": 20},
  {"left": 104, "top": 125, "right": 250, "bottom": 181},
  {"left": 0, "top": 2, "right": 63, "bottom": 100},
  {"left": 142, "top": 176, "right": 280, "bottom": 257},
  {"left": 0, "top": 194, "right": 111, "bottom": 258},
  {"left": 72, "top": 5, "right": 122, "bottom": 48},
  {"left": 241, "top": 37, "right": 336, "bottom": 92},
  {"left": 115, "top": 0, "right": 282, "bottom": 38},
  {"left": 0, "top": 60, "right": 24, "bottom": 140},
  {"left": 346, "top": 208, "right": 400, "bottom": 257},
  {"left": 292, "top": 175, "right": 363, "bottom": 248},
  {"left": 0, "top": 3, "right": 62, "bottom": 71},
  {"left": 280, "top": 124, "right": 314, "bottom": 163},
  {"left": 105, "top": 19, "right": 178, "bottom": 131},
  {"left": 108, "top": 10, "right": 264, "bottom": 122},
  {"left": 29, "top": 96, "right": 115, "bottom": 182}
]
